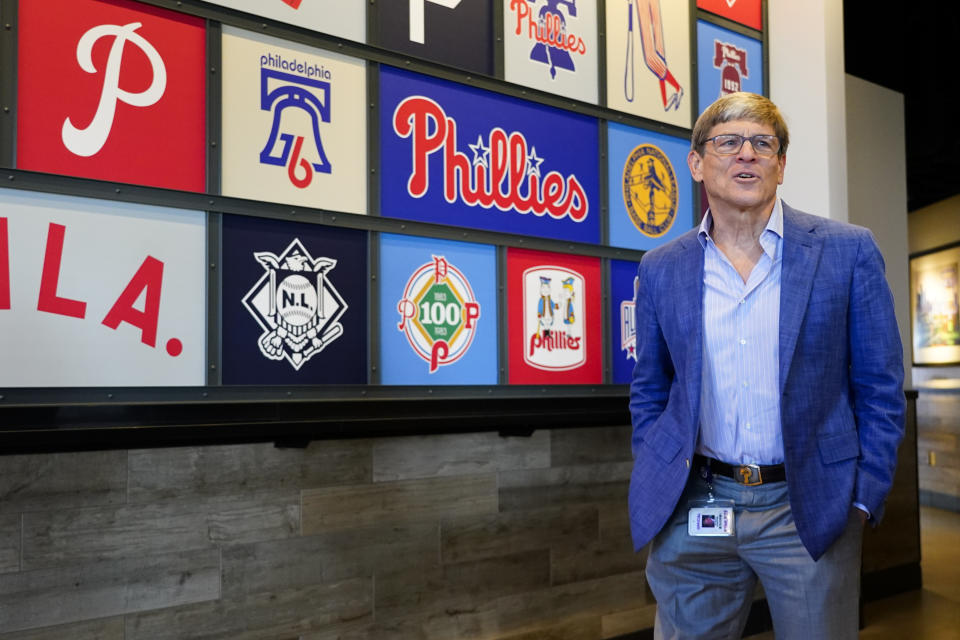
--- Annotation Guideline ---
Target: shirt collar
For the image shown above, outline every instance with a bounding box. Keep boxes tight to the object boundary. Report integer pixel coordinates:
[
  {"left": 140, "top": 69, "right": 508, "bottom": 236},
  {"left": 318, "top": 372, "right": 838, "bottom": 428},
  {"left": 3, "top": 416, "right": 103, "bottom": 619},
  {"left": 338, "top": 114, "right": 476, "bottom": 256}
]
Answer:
[{"left": 697, "top": 198, "right": 784, "bottom": 260}]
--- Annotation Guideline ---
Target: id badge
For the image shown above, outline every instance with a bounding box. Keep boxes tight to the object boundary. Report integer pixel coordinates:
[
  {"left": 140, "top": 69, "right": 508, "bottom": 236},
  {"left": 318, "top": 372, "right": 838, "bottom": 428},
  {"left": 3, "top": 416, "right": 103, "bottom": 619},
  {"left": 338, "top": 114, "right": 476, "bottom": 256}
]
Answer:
[{"left": 687, "top": 499, "right": 735, "bottom": 536}]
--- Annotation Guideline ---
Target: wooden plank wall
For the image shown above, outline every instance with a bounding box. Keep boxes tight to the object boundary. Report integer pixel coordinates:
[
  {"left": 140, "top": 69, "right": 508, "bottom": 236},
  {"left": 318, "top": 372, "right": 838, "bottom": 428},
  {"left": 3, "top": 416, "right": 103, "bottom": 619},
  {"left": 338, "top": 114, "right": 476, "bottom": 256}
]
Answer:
[
  {"left": 0, "top": 426, "right": 658, "bottom": 639},
  {"left": 916, "top": 389, "right": 960, "bottom": 510},
  {"left": 0, "top": 396, "right": 923, "bottom": 639}
]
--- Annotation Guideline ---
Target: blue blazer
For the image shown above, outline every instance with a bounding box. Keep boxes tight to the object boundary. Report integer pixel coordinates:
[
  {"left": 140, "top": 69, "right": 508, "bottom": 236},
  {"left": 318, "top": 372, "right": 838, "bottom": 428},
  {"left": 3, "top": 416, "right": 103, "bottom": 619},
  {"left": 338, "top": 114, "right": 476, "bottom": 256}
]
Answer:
[{"left": 628, "top": 202, "right": 905, "bottom": 560}]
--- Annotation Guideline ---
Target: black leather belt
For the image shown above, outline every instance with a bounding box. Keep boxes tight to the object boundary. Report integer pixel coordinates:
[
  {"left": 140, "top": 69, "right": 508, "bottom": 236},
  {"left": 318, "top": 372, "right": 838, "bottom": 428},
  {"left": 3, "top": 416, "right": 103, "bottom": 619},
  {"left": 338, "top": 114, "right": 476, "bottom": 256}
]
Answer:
[{"left": 694, "top": 454, "right": 786, "bottom": 486}]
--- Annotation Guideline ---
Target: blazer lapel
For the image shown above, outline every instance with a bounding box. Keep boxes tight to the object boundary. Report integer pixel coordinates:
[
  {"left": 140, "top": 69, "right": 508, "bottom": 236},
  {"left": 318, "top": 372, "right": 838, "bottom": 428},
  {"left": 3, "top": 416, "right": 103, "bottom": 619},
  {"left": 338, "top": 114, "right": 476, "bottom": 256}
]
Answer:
[
  {"left": 672, "top": 232, "right": 705, "bottom": 425},
  {"left": 779, "top": 205, "right": 823, "bottom": 394}
]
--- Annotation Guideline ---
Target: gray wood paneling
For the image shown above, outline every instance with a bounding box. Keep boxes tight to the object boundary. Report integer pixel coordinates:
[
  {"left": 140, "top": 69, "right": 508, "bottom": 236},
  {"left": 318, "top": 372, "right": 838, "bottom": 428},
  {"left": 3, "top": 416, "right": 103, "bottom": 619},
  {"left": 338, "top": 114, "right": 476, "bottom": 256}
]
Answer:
[
  {"left": 498, "top": 462, "right": 632, "bottom": 512},
  {"left": 373, "top": 432, "right": 549, "bottom": 482},
  {"left": 302, "top": 474, "right": 498, "bottom": 534},
  {"left": 0, "top": 617, "right": 124, "bottom": 640},
  {"left": 221, "top": 523, "right": 437, "bottom": 597},
  {"left": 374, "top": 550, "right": 551, "bottom": 623},
  {"left": 440, "top": 505, "right": 597, "bottom": 564},
  {"left": 128, "top": 441, "right": 372, "bottom": 503},
  {"left": 551, "top": 427, "right": 632, "bottom": 466},
  {"left": 21, "top": 490, "right": 299, "bottom": 571},
  {"left": 0, "top": 452, "right": 126, "bottom": 514},
  {"left": 125, "top": 577, "right": 371, "bottom": 640},
  {"left": 0, "top": 549, "right": 220, "bottom": 634},
  {"left": 493, "top": 571, "right": 649, "bottom": 632},
  {"left": 0, "top": 514, "right": 19, "bottom": 574}
]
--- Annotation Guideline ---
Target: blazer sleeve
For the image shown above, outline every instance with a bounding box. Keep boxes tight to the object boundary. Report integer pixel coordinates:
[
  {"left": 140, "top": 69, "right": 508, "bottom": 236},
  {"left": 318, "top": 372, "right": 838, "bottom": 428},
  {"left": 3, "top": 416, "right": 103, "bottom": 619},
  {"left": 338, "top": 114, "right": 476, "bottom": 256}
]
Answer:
[
  {"left": 848, "top": 230, "right": 906, "bottom": 522},
  {"left": 629, "top": 256, "right": 675, "bottom": 458}
]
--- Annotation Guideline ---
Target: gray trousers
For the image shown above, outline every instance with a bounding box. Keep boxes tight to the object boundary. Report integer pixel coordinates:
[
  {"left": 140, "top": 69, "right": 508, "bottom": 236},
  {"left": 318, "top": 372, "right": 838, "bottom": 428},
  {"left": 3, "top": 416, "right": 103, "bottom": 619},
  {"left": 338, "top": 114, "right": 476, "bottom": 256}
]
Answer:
[{"left": 646, "top": 472, "right": 863, "bottom": 640}]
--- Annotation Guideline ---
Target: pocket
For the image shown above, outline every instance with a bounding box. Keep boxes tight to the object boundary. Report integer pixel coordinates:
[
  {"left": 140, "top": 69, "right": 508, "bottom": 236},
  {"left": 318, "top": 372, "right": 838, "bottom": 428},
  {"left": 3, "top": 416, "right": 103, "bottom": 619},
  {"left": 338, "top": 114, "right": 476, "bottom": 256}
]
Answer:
[
  {"left": 818, "top": 430, "right": 860, "bottom": 464},
  {"left": 641, "top": 426, "right": 682, "bottom": 464}
]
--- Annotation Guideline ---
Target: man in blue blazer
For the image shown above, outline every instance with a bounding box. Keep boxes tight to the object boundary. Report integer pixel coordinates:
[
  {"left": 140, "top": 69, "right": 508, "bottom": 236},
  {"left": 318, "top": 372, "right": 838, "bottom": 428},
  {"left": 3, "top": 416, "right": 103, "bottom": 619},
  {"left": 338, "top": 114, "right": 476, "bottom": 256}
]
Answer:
[{"left": 629, "top": 93, "right": 904, "bottom": 639}]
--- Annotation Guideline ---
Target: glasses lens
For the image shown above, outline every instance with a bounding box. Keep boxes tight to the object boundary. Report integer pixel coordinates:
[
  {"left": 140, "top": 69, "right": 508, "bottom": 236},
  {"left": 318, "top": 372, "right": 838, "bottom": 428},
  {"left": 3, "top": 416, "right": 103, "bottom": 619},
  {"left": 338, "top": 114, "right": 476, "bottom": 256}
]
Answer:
[
  {"left": 712, "top": 135, "right": 742, "bottom": 154},
  {"left": 710, "top": 135, "right": 780, "bottom": 156}
]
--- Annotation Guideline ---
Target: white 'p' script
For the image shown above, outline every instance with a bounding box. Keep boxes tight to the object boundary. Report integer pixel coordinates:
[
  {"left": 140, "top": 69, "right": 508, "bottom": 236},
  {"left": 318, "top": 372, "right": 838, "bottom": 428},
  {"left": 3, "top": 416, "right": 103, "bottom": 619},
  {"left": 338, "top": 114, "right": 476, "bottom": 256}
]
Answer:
[{"left": 61, "top": 22, "right": 167, "bottom": 157}]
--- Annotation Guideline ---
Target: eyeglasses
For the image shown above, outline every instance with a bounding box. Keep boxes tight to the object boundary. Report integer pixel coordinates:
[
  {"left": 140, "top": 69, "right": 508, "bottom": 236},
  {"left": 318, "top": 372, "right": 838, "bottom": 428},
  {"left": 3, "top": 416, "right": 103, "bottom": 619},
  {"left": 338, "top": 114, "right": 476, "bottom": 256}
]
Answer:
[{"left": 705, "top": 134, "right": 781, "bottom": 157}]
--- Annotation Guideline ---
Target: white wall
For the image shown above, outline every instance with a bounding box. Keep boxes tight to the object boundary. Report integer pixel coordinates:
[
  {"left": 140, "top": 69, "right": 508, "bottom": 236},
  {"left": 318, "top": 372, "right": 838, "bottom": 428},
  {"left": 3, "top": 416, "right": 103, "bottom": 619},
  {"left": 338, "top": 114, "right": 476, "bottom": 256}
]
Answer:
[
  {"left": 769, "top": 0, "right": 848, "bottom": 221},
  {"left": 845, "top": 75, "right": 911, "bottom": 389}
]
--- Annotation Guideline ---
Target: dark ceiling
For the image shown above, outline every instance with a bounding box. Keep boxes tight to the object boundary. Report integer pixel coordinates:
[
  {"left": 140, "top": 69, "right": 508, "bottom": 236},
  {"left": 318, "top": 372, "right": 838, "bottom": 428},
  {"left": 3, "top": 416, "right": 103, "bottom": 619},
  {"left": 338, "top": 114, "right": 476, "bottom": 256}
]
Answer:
[{"left": 844, "top": 3, "right": 960, "bottom": 212}]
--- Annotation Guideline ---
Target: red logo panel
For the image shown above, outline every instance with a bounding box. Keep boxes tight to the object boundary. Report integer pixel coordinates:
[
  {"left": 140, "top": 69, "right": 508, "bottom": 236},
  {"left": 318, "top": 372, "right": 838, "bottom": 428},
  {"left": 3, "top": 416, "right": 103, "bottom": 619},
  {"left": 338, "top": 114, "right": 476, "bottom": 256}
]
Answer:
[
  {"left": 697, "top": 0, "right": 762, "bottom": 31},
  {"left": 507, "top": 248, "right": 601, "bottom": 384},
  {"left": 17, "top": 0, "right": 206, "bottom": 192}
]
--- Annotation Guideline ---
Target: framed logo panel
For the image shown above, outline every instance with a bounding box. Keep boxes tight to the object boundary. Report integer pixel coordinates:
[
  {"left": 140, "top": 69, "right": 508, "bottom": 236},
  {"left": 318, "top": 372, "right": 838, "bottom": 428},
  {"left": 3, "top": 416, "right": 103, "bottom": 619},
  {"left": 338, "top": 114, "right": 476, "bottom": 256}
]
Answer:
[
  {"left": 607, "top": 122, "right": 694, "bottom": 251},
  {"left": 17, "top": 0, "right": 206, "bottom": 192},
  {"left": 696, "top": 0, "right": 763, "bottom": 32},
  {"left": 221, "top": 215, "right": 368, "bottom": 385},
  {"left": 220, "top": 27, "right": 367, "bottom": 214},
  {"left": 506, "top": 248, "right": 601, "bottom": 384},
  {"left": 379, "top": 234, "right": 498, "bottom": 384},
  {"left": 604, "top": 0, "right": 691, "bottom": 128},
  {"left": 200, "top": 0, "right": 365, "bottom": 43},
  {"left": 381, "top": 67, "right": 600, "bottom": 244},
  {"left": 697, "top": 21, "right": 763, "bottom": 115},
  {"left": 610, "top": 258, "right": 640, "bottom": 384},
  {"left": 504, "top": 0, "right": 598, "bottom": 104},
  {"left": 375, "top": 0, "right": 493, "bottom": 75},
  {"left": 0, "top": 189, "right": 206, "bottom": 387}
]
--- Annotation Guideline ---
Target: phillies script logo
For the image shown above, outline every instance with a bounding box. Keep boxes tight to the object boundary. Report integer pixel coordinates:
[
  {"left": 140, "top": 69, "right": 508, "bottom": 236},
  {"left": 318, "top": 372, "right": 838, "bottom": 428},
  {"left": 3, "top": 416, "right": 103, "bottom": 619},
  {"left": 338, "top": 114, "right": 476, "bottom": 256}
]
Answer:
[
  {"left": 620, "top": 275, "right": 638, "bottom": 362},
  {"left": 713, "top": 40, "right": 749, "bottom": 96},
  {"left": 242, "top": 238, "right": 347, "bottom": 370},
  {"left": 62, "top": 22, "right": 166, "bottom": 157},
  {"left": 258, "top": 57, "right": 333, "bottom": 189},
  {"left": 523, "top": 266, "right": 584, "bottom": 371},
  {"left": 397, "top": 255, "right": 481, "bottom": 373},
  {"left": 510, "top": 0, "right": 586, "bottom": 79},
  {"left": 392, "top": 97, "right": 589, "bottom": 222},
  {"left": 0, "top": 217, "right": 184, "bottom": 356}
]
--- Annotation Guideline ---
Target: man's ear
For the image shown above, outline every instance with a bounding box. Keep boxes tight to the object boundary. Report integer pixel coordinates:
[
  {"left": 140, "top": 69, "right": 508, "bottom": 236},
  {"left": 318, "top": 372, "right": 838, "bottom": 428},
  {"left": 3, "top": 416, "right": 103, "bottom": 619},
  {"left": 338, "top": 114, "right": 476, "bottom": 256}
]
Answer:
[{"left": 687, "top": 150, "right": 703, "bottom": 183}]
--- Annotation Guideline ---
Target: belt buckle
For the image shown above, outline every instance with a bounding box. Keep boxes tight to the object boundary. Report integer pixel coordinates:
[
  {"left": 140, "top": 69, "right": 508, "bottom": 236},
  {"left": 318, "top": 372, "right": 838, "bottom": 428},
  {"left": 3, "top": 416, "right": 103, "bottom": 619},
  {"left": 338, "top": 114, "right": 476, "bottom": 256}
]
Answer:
[{"left": 736, "top": 464, "right": 763, "bottom": 486}]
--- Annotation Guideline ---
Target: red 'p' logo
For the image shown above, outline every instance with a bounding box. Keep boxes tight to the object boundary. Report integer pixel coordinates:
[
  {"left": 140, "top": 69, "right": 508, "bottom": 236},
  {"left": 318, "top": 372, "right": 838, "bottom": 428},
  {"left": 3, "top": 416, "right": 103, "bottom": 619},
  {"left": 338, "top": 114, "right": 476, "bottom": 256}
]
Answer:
[{"left": 281, "top": 0, "right": 303, "bottom": 8}]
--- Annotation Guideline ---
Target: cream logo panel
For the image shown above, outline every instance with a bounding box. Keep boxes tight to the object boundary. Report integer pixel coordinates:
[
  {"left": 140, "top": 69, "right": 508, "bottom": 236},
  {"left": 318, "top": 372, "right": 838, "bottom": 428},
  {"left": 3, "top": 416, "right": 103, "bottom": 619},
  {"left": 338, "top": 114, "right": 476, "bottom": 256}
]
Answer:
[
  {"left": 221, "top": 27, "right": 367, "bottom": 214},
  {"left": 504, "top": 0, "right": 598, "bottom": 104},
  {"left": 605, "top": 0, "right": 690, "bottom": 128},
  {"left": 202, "top": 0, "right": 365, "bottom": 42}
]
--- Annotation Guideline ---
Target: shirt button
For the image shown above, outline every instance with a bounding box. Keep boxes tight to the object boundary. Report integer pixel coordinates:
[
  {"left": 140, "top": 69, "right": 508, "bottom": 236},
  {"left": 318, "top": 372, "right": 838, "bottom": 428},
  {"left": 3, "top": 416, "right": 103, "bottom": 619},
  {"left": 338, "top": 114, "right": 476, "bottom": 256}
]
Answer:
[
  {"left": 742, "top": 381, "right": 749, "bottom": 388},
  {"left": 745, "top": 422, "right": 752, "bottom": 430},
  {"left": 739, "top": 339, "right": 746, "bottom": 345},
  {"left": 738, "top": 299, "right": 745, "bottom": 305}
]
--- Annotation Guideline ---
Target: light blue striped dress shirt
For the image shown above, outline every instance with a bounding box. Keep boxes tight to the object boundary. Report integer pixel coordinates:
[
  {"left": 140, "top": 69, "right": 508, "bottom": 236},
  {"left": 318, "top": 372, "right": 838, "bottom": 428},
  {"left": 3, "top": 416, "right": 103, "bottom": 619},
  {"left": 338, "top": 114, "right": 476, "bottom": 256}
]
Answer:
[{"left": 696, "top": 199, "right": 784, "bottom": 466}]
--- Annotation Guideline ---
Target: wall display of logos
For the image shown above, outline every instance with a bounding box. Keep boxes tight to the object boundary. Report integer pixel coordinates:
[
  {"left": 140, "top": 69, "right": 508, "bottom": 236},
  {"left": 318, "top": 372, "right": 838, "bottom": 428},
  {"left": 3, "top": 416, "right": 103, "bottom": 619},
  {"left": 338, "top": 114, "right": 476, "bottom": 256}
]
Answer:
[
  {"left": 607, "top": 123, "right": 694, "bottom": 251},
  {"left": 696, "top": 21, "right": 763, "bottom": 115},
  {"left": 380, "top": 66, "right": 600, "bottom": 244},
  {"left": 220, "top": 215, "right": 368, "bottom": 385},
  {"left": 200, "top": 0, "right": 366, "bottom": 43},
  {"left": 506, "top": 248, "right": 601, "bottom": 384},
  {"left": 610, "top": 258, "right": 640, "bottom": 384},
  {"left": 605, "top": 0, "right": 692, "bottom": 129},
  {"left": 16, "top": 0, "right": 207, "bottom": 192},
  {"left": 379, "top": 234, "right": 498, "bottom": 385},
  {"left": 1, "top": 0, "right": 769, "bottom": 398},
  {"left": 503, "top": 0, "right": 599, "bottom": 105},
  {"left": 220, "top": 27, "right": 368, "bottom": 214},
  {"left": 374, "top": 0, "right": 494, "bottom": 76},
  {"left": 696, "top": 0, "right": 763, "bottom": 31},
  {"left": 0, "top": 189, "right": 206, "bottom": 387}
]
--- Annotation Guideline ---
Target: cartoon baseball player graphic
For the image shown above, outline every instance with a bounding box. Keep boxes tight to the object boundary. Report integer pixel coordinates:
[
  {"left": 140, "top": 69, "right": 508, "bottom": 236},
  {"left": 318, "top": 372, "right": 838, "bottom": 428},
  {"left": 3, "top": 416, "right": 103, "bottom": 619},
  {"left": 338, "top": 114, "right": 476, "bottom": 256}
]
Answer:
[
  {"left": 561, "top": 277, "right": 576, "bottom": 324},
  {"left": 624, "top": 0, "right": 683, "bottom": 110},
  {"left": 537, "top": 276, "right": 558, "bottom": 337}
]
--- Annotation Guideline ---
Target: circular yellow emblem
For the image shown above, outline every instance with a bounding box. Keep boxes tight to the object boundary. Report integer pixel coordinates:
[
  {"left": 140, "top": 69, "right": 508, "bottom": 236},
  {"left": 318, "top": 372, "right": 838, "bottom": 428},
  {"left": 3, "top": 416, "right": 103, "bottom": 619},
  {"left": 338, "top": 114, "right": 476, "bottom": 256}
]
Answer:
[{"left": 623, "top": 144, "right": 678, "bottom": 237}]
